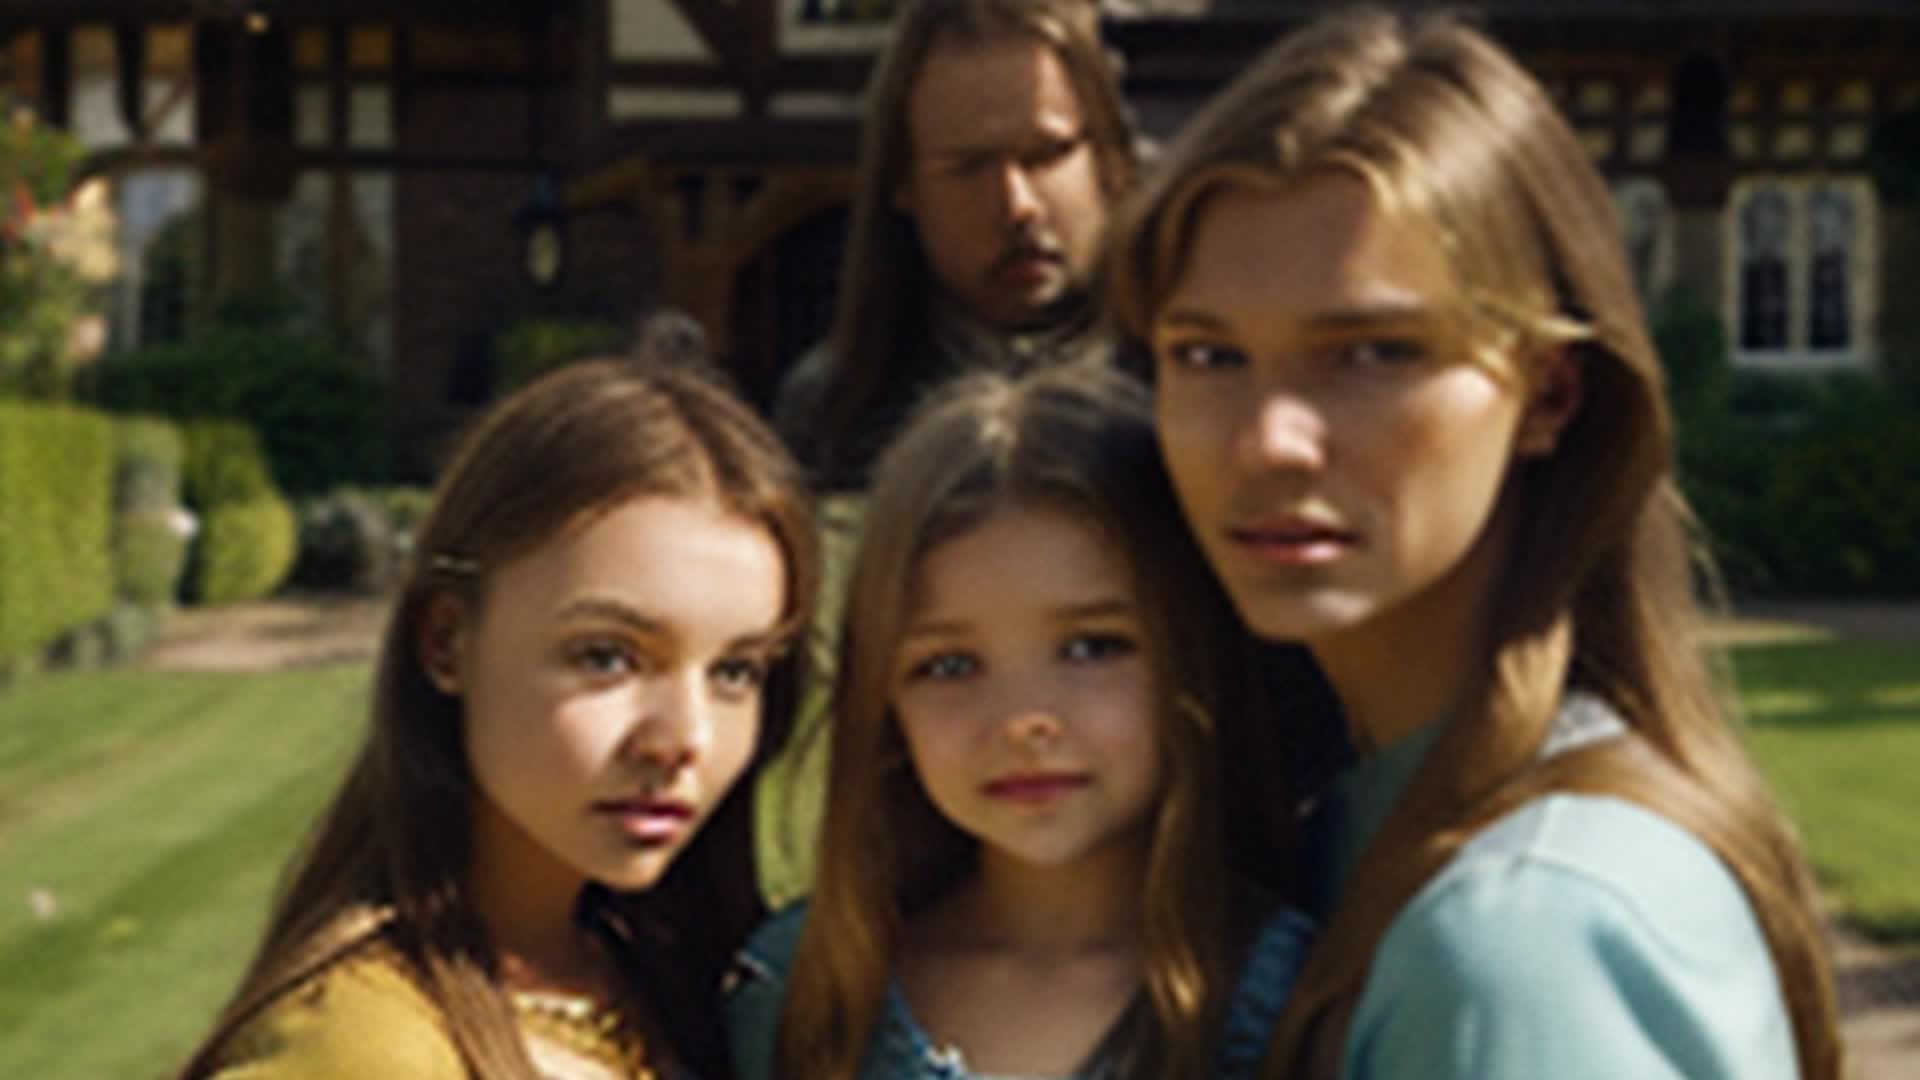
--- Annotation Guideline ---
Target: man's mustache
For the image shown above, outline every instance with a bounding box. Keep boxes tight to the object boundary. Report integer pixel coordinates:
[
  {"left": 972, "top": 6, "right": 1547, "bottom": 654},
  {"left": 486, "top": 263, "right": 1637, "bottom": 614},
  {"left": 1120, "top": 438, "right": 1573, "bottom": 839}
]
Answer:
[{"left": 989, "top": 235, "right": 1065, "bottom": 275}]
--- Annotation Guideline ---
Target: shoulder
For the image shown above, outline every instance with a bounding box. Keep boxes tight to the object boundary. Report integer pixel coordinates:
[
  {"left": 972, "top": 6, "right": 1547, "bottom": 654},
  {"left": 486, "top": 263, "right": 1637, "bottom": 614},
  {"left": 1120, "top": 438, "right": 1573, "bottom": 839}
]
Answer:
[
  {"left": 723, "top": 902, "right": 811, "bottom": 1080},
  {"left": 1348, "top": 795, "right": 1797, "bottom": 1080},
  {"left": 734, "top": 900, "right": 811, "bottom": 986},
  {"left": 1218, "top": 905, "right": 1317, "bottom": 1080},
  {"left": 206, "top": 941, "right": 465, "bottom": 1080}
]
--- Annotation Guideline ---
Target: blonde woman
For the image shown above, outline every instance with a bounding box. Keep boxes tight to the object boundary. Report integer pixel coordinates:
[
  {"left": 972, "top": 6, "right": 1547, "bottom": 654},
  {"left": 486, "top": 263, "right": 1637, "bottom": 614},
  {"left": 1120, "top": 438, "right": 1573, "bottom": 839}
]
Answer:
[{"left": 1107, "top": 9, "right": 1841, "bottom": 1079}]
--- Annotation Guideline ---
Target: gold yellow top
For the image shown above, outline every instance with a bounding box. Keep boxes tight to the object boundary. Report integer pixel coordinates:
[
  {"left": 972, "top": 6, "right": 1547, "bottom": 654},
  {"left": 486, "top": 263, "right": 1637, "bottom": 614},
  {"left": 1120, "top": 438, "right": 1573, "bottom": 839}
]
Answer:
[
  {"left": 208, "top": 941, "right": 656, "bottom": 1079},
  {"left": 209, "top": 942, "right": 466, "bottom": 1079}
]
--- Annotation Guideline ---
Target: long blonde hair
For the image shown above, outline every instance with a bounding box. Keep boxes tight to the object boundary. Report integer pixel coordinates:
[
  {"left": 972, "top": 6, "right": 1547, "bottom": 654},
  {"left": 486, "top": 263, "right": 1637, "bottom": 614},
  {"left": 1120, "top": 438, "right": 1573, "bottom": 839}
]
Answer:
[
  {"left": 1106, "top": 10, "right": 1841, "bottom": 1079},
  {"left": 778, "top": 361, "right": 1270, "bottom": 1080},
  {"left": 804, "top": 0, "right": 1136, "bottom": 485},
  {"left": 177, "top": 357, "right": 820, "bottom": 1079}
]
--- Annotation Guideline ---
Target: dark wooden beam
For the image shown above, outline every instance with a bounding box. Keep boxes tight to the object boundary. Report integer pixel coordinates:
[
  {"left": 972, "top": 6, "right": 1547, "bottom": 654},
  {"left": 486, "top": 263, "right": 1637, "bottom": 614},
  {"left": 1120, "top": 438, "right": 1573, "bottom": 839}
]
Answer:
[
  {"left": 0, "top": 1, "right": 548, "bottom": 20},
  {"left": 608, "top": 53, "right": 874, "bottom": 94},
  {"left": 588, "top": 117, "right": 860, "bottom": 170}
]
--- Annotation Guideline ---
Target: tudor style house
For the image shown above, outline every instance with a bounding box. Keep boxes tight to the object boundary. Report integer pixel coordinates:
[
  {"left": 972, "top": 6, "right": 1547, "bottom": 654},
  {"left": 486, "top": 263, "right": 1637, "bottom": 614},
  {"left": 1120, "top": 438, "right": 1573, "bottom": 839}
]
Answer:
[{"left": 1, "top": 1, "right": 1913, "bottom": 470}]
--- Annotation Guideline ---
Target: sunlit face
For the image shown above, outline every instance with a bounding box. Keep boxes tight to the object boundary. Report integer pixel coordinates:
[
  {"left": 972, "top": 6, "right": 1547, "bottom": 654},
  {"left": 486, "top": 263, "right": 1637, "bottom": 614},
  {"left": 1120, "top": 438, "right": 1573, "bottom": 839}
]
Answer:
[
  {"left": 447, "top": 495, "right": 786, "bottom": 893},
  {"left": 1150, "top": 173, "right": 1569, "bottom": 647},
  {"left": 891, "top": 505, "right": 1163, "bottom": 869},
  {"left": 898, "top": 34, "right": 1110, "bottom": 330}
]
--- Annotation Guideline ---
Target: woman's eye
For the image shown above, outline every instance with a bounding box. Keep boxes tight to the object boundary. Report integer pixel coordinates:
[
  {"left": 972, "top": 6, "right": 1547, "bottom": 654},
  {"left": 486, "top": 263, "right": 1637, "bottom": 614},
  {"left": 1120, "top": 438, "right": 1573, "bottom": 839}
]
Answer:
[
  {"left": 711, "top": 656, "right": 768, "bottom": 696},
  {"left": 939, "top": 154, "right": 992, "bottom": 179},
  {"left": 569, "top": 639, "right": 638, "bottom": 677},
  {"left": 907, "top": 651, "right": 979, "bottom": 682},
  {"left": 1329, "top": 338, "right": 1428, "bottom": 368},
  {"left": 1158, "top": 340, "right": 1246, "bottom": 372},
  {"left": 1061, "top": 633, "right": 1138, "bottom": 664}
]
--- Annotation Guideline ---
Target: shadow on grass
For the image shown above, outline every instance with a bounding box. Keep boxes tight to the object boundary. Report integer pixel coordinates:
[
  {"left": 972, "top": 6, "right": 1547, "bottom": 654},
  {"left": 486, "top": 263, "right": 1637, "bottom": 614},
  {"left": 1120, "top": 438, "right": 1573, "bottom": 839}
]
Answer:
[
  {"left": 1728, "top": 639, "right": 1920, "bottom": 946},
  {"left": 1731, "top": 640, "right": 1920, "bottom": 732},
  {"left": 1839, "top": 953, "right": 1920, "bottom": 1013},
  {"left": 1849, "top": 914, "right": 1920, "bottom": 946}
]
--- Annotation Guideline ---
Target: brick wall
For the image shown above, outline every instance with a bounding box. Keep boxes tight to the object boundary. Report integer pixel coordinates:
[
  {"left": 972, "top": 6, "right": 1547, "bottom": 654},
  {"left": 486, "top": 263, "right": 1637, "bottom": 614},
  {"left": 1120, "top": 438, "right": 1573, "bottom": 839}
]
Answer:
[{"left": 390, "top": 84, "right": 660, "bottom": 478}]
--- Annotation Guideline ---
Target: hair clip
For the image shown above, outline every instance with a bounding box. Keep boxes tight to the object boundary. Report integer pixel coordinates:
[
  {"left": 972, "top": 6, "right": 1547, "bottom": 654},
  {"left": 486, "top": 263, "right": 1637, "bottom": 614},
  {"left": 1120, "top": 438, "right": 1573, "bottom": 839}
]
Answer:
[
  {"left": 1175, "top": 692, "right": 1215, "bottom": 732},
  {"left": 429, "top": 554, "right": 480, "bottom": 577}
]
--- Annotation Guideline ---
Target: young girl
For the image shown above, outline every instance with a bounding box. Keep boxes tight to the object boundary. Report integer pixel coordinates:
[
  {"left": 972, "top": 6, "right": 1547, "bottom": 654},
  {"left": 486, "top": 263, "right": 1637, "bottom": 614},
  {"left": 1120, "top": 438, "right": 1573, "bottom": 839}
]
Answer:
[
  {"left": 725, "top": 360, "right": 1314, "bottom": 1080},
  {"left": 177, "top": 356, "right": 819, "bottom": 1079},
  {"left": 1106, "top": 9, "right": 1843, "bottom": 1079}
]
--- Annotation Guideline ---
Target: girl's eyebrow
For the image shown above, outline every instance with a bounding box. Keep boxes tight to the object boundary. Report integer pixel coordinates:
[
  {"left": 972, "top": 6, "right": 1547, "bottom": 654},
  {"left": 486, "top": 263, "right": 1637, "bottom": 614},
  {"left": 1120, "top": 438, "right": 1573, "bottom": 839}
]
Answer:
[
  {"left": 1155, "top": 307, "right": 1231, "bottom": 333},
  {"left": 556, "top": 596, "right": 660, "bottom": 631},
  {"left": 901, "top": 596, "right": 1138, "bottom": 640},
  {"left": 899, "top": 617, "right": 970, "bottom": 642},
  {"left": 557, "top": 596, "right": 785, "bottom": 651},
  {"left": 1158, "top": 303, "right": 1442, "bottom": 335},
  {"left": 1303, "top": 304, "right": 1442, "bottom": 332},
  {"left": 1051, "top": 597, "right": 1139, "bottom": 622}
]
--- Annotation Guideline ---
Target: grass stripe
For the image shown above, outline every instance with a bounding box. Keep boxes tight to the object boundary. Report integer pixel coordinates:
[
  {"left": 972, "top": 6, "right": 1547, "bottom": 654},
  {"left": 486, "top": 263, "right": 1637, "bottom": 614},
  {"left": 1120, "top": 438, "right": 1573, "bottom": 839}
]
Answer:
[{"left": 0, "top": 665, "right": 364, "bottom": 1077}]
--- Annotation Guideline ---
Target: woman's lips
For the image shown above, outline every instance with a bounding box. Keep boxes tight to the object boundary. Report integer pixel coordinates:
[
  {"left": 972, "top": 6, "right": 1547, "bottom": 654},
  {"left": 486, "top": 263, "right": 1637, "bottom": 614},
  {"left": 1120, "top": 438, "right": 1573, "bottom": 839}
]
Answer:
[
  {"left": 1228, "top": 517, "right": 1359, "bottom": 567},
  {"left": 982, "top": 772, "right": 1091, "bottom": 805},
  {"left": 592, "top": 798, "right": 693, "bottom": 843}
]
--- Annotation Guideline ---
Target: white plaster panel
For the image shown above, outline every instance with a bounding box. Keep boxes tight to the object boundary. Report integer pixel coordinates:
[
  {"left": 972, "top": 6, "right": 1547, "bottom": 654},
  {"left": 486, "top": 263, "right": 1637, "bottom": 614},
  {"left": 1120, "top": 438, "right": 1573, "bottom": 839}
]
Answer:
[
  {"left": 349, "top": 86, "right": 393, "bottom": 149},
  {"left": 608, "top": 87, "right": 741, "bottom": 119},
  {"left": 611, "top": 0, "right": 713, "bottom": 61},
  {"left": 770, "top": 91, "right": 864, "bottom": 118}
]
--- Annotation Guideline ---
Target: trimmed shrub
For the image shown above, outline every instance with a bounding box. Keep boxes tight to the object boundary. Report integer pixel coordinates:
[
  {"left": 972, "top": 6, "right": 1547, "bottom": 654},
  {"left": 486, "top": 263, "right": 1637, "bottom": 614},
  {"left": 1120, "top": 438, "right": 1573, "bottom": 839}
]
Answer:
[
  {"left": 116, "top": 508, "right": 191, "bottom": 605},
  {"left": 182, "top": 419, "right": 276, "bottom": 510},
  {"left": 192, "top": 495, "right": 298, "bottom": 605},
  {"left": 0, "top": 402, "right": 116, "bottom": 661},
  {"left": 95, "top": 324, "right": 387, "bottom": 494},
  {"left": 113, "top": 416, "right": 190, "bottom": 606},
  {"left": 116, "top": 416, "right": 185, "bottom": 511}
]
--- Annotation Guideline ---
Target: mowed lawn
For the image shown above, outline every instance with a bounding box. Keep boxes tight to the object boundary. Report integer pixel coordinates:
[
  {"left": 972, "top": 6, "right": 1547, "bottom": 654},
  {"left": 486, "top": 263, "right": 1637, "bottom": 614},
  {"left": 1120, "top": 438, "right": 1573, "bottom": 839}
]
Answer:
[
  {"left": 1733, "top": 639, "right": 1920, "bottom": 939},
  {"left": 0, "top": 664, "right": 368, "bottom": 1079},
  {"left": 0, "top": 636, "right": 1914, "bottom": 1077}
]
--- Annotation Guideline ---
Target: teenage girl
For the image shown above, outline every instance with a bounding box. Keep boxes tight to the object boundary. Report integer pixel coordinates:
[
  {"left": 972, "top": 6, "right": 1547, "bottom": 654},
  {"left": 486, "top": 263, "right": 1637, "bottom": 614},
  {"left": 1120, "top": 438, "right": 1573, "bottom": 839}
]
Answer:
[{"left": 178, "top": 355, "right": 819, "bottom": 1079}]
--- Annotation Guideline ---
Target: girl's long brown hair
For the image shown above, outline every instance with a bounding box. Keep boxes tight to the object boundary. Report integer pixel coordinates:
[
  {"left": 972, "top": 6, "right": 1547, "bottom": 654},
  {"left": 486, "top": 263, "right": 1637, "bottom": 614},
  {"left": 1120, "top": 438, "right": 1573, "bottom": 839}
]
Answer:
[
  {"left": 1106, "top": 10, "right": 1841, "bottom": 1079},
  {"left": 805, "top": 0, "right": 1136, "bottom": 485},
  {"left": 177, "top": 356, "right": 820, "bottom": 1079},
  {"left": 778, "top": 361, "right": 1278, "bottom": 1080}
]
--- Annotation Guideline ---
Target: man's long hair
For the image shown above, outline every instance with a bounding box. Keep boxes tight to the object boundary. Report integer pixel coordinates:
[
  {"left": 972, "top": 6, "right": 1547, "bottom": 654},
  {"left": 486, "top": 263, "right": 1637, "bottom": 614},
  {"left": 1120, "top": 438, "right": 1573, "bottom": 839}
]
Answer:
[{"left": 805, "top": 0, "right": 1135, "bottom": 484}]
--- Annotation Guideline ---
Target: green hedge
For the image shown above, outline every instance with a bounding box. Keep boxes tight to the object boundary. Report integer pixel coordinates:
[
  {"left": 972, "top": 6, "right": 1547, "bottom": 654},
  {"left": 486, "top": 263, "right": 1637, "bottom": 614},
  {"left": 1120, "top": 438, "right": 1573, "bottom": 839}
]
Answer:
[
  {"left": 1653, "top": 283, "right": 1920, "bottom": 597},
  {"left": 1679, "top": 375, "right": 1920, "bottom": 597},
  {"left": 116, "top": 509, "right": 189, "bottom": 606},
  {"left": 116, "top": 416, "right": 185, "bottom": 511},
  {"left": 114, "top": 416, "right": 189, "bottom": 606},
  {"left": 192, "top": 496, "right": 298, "bottom": 605},
  {"left": 94, "top": 325, "right": 387, "bottom": 495},
  {"left": 169, "top": 419, "right": 298, "bottom": 605},
  {"left": 0, "top": 402, "right": 115, "bottom": 660}
]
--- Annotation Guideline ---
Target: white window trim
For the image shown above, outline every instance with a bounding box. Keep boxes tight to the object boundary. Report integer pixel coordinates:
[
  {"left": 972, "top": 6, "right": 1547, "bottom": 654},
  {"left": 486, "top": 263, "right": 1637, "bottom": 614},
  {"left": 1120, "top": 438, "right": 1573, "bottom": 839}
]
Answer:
[{"left": 1724, "top": 175, "right": 1879, "bottom": 372}]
